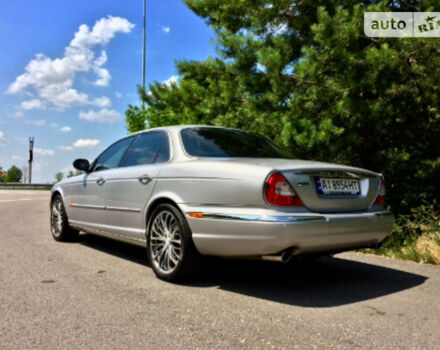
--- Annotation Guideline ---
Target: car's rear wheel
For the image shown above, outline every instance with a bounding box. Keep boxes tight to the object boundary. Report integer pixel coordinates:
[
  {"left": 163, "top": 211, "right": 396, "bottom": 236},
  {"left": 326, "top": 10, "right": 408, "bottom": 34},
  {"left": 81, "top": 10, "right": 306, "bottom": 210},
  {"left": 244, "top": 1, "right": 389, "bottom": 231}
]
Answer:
[
  {"left": 50, "top": 194, "right": 79, "bottom": 242},
  {"left": 147, "top": 203, "right": 200, "bottom": 282}
]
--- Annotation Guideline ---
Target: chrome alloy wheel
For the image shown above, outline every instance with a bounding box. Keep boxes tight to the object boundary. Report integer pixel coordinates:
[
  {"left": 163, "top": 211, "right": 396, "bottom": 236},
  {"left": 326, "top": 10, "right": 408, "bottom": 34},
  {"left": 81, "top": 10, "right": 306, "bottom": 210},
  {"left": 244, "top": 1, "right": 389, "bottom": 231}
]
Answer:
[
  {"left": 150, "top": 210, "right": 182, "bottom": 274},
  {"left": 51, "top": 200, "right": 63, "bottom": 237}
]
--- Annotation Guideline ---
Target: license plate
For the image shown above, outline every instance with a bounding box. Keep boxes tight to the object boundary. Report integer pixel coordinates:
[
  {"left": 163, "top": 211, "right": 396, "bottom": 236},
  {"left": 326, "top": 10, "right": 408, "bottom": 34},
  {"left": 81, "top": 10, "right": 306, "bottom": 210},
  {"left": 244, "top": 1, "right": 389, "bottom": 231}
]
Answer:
[{"left": 315, "top": 177, "right": 360, "bottom": 195}]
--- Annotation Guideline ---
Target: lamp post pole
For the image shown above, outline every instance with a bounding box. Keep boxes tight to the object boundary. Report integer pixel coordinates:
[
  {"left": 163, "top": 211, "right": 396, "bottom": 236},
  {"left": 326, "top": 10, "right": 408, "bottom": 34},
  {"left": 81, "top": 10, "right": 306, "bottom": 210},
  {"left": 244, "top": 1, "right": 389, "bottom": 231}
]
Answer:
[
  {"left": 142, "top": 0, "right": 146, "bottom": 109},
  {"left": 28, "top": 137, "right": 34, "bottom": 184}
]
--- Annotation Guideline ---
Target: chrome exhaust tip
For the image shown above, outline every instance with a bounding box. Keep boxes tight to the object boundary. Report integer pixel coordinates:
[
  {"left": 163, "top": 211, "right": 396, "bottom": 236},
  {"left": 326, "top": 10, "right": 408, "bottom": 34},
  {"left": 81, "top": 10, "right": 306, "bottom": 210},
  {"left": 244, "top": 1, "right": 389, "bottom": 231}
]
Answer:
[{"left": 261, "top": 248, "right": 296, "bottom": 263}]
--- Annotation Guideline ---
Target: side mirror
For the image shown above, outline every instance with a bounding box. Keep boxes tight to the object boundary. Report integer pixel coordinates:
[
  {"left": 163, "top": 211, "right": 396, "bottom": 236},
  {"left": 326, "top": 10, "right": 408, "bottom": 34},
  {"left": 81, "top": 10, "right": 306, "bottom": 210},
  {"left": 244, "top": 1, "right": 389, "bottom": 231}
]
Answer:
[{"left": 73, "top": 158, "right": 90, "bottom": 172}]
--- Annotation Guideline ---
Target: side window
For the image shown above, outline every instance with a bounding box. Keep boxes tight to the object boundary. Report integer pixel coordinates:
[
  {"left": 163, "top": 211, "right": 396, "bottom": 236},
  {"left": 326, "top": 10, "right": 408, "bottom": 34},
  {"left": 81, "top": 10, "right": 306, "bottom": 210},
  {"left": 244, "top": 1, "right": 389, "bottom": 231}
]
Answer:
[
  {"left": 123, "top": 132, "right": 169, "bottom": 167},
  {"left": 155, "top": 138, "right": 170, "bottom": 163},
  {"left": 94, "top": 137, "right": 134, "bottom": 172}
]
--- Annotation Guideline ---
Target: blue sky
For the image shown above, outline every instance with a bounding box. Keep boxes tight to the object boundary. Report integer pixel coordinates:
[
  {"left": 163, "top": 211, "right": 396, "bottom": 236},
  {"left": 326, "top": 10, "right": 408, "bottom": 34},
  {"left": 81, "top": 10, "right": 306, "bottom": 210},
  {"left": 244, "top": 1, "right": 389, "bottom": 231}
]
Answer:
[{"left": 0, "top": 0, "right": 215, "bottom": 183}]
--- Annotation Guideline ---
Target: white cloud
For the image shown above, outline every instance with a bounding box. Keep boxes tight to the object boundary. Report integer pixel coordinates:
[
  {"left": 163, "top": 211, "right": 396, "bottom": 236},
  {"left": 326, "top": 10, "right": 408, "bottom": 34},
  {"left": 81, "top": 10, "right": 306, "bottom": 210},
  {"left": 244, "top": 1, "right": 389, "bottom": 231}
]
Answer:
[
  {"left": 0, "top": 131, "right": 4, "bottom": 145},
  {"left": 33, "top": 161, "right": 49, "bottom": 173},
  {"left": 163, "top": 75, "right": 178, "bottom": 87},
  {"left": 11, "top": 155, "right": 24, "bottom": 161},
  {"left": 34, "top": 147, "right": 55, "bottom": 156},
  {"left": 92, "top": 96, "right": 111, "bottom": 108},
  {"left": 7, "top": 16, "right": 134, "bottom": 109},
  {"left": 162, "top": 26, "right": 170, "bottom": 33},
  {"left": 73, "top": 139, "right": 100, "bottom": 148},
  {"left": 267, "top": 22, "right": 288, "bottom": 35},
  {"left": 62, "top": 165, "right": 75, "bottom": 173},
  {"left": 60, "top": 126, "right": 72, "bottom": 132},
  {"left": 79, "top": 109, "right": 122, "bottom": 123},
  {"left": 115, "top": 92, "right": 122, "bottom": 98},
  {"left": 26, "top": 119, "right": 46, "bottom": 126},
  {"left": 93, "top": 51, "right": 111, "bottom": 86},
  {"left": 20, "top": 99, "right": 45, "bottom": 110},
  {"left": 58, "top": 145, "right": 73, "bottom": 151},
  {"left": 11, "top": 111, "right": 25, "bottom": 119}
]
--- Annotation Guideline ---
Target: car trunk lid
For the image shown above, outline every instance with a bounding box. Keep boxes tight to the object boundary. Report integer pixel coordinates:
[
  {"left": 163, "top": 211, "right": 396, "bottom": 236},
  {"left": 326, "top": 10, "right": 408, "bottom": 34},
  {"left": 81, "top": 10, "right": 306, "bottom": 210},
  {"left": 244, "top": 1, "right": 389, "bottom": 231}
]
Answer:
[{"left": 281, "top": 168, "right": 381, "bottom": 213}]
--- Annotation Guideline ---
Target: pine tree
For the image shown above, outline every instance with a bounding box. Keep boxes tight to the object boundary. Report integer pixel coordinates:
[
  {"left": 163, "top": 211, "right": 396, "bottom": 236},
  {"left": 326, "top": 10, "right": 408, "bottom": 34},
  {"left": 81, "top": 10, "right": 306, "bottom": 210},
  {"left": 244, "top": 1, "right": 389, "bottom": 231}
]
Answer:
[{"left": 126, "top": 0, "right": 440, "bottom": 212}]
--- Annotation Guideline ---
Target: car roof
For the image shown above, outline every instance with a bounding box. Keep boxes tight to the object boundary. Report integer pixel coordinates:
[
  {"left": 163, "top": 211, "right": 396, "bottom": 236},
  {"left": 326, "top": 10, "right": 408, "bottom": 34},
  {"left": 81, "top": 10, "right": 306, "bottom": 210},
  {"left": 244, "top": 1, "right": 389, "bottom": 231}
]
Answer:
[{"left": 128, "top": 125, "right": 246, "bottom": 136}]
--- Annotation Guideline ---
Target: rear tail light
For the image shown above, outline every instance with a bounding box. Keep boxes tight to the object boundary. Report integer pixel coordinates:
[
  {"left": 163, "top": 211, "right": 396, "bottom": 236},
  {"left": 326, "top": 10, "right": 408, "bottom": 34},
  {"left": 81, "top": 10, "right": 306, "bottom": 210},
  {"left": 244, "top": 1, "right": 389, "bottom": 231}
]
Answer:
[
  {"left": 265, "top": 173, "right": 303, "bottom": 206},
  {"left": 374, "top": 176, "right": 386, "bottom": 205}
]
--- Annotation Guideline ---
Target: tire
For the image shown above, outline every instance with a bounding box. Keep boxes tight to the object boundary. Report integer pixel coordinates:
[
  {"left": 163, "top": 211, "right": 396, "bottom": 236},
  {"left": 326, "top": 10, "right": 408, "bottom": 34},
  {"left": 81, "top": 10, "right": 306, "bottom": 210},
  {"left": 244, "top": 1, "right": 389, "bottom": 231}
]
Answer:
[
  {"left": 50, "top": 194, "right": 79, "bottom": 242},
  {"left": 146, "top": 203, "right": 201, "bottom": 282}
]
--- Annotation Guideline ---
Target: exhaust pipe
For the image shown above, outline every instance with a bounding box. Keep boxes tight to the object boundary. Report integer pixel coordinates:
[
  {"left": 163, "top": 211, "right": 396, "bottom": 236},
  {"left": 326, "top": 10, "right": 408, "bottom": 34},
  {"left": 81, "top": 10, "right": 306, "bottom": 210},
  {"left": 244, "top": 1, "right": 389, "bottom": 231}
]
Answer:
[{"left": 261, "top": 248, "right": 295, "bottom": 263}]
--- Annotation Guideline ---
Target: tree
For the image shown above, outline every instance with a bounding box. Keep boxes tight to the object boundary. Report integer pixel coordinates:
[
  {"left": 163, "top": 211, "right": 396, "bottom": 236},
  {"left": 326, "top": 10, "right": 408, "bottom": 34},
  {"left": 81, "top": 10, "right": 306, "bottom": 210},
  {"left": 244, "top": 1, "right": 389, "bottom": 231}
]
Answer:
[
  {"left": 67, "top": 170, "right": 83, "bottom": 178},
  {"left": 5, "top": 165, "right": 22, "bottom": 183},
  {"left": 0, "top": 166, "right": 6, "bottom": 183},
  {"left": 55, "top": 172, "right": 64, "bottom": 183},
  {"left": 126, "top": 0, "right": 440, "bottom": 213}
]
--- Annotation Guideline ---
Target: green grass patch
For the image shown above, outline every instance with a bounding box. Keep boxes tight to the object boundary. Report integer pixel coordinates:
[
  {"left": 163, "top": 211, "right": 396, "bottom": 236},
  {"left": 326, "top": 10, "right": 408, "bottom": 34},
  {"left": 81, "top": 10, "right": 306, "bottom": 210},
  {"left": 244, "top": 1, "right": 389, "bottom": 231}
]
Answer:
[{"left": 363, "top": 203, "right": 440, "bottom": 265}]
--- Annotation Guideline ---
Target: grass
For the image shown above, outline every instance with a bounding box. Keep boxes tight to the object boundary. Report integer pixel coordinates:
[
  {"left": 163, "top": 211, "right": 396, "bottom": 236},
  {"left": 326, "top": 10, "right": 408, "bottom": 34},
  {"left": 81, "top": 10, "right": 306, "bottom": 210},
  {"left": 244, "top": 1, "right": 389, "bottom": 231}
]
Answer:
[{"left": 363, "top": 203, "right": 440, "bottom": 265}]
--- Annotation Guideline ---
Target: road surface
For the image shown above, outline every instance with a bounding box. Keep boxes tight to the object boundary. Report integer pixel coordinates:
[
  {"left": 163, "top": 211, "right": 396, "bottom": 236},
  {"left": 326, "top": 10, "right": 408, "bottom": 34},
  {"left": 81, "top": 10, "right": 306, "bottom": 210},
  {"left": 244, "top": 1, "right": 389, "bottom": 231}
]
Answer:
[{"left": 0, "top": 190, "right": 439, "bottom": 349}]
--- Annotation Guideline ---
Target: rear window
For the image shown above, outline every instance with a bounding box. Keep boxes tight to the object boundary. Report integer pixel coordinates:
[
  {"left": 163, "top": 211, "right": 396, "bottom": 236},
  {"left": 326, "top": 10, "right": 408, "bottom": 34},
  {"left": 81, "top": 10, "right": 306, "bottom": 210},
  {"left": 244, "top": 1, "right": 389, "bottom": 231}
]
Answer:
[{"left": 180, "top": 127, "right": 287, "bottom": 158}]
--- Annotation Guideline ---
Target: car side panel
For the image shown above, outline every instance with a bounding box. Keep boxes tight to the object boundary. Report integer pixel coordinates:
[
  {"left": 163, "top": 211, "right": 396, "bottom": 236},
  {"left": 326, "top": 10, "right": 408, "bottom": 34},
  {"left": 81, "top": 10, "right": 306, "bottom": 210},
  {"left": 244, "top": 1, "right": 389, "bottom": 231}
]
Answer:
[{"left": 104, "top": 164, "right": 161, "bottom": 240}]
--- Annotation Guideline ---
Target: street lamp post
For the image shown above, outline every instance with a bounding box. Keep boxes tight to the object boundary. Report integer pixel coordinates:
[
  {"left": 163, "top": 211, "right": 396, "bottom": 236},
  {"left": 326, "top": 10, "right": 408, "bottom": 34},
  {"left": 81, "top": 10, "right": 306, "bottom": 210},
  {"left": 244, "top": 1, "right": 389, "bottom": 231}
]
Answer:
[
  {"left": 142, "top": 0, "right": 146, "bottom": 109},
  {"left": 28, "top": 137, "right": 34, "bottom": 184}
]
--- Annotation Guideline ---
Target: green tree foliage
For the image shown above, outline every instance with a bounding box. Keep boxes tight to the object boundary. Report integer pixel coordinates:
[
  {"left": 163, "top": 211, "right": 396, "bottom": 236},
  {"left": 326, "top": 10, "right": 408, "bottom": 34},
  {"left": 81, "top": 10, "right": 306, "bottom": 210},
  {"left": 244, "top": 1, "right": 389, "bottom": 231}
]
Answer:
[
  {"left": 5, "top": 165, "right": 22, "bottom": 183},
  {"left": 0, "top": 166, "right": 6, "bottom": 183},
  {"left": 67, "top": 170, "right": 83, "bottom": 178},
  {"left": 126, "top": 0, "right": 440, "bottom": 213},
  {"left": 55, "top": 172, "right": 64, "bottom": 183}
]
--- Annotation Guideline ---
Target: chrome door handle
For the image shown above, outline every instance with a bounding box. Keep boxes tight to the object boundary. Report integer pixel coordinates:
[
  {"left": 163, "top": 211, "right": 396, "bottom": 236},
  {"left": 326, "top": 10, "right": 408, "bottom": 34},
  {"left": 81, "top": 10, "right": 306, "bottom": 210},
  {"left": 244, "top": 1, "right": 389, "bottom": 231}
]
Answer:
[
  {"left": 138, "top": 175, "right": 152, "bottom": 185},
  {"left": 96, "top": 177, "right": 105, "bottom": 185}
]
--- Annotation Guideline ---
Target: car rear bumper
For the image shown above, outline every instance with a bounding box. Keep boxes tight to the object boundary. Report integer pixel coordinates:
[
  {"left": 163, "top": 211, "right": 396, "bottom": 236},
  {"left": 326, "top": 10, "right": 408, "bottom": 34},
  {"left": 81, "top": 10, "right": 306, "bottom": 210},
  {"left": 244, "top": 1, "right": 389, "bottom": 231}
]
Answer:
[{"left": 182, "top": 206, "right": 394, "bottom": 257}]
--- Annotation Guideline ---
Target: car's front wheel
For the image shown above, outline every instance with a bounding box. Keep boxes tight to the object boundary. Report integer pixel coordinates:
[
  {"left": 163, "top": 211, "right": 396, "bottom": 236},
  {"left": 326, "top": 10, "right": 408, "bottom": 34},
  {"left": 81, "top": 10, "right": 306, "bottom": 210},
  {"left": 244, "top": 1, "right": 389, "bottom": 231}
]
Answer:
[
  {"left": 50, "top": 194, "right": 79, "bottom": 242},
  {"left": 147, "top": 203, "right": 200, "bottom": 282}
]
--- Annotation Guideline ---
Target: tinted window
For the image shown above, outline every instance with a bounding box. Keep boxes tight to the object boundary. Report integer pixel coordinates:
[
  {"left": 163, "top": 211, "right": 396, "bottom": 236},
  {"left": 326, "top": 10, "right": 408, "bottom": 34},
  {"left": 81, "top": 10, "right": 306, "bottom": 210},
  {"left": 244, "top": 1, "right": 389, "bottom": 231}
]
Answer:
[
  {"left": 94, "top": 137, "right": 134, "bottom": 172},
  {"left": 123, "top": 132, "right": 169, "bottom": 166},
  {"left": 180, "top": 128, "right": 287, "bottom": 158},
  {"left": 155, "top": 138, "right": 170, "bottom": 163}
]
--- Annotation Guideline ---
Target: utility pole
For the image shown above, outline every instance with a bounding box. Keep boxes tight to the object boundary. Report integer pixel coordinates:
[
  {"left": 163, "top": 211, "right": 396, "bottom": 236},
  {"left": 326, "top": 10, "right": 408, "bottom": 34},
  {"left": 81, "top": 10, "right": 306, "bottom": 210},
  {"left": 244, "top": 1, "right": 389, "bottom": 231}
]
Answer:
[
  {"left": 142, "top": 0, "right": 146, "bottom": 109},
  {"left": 28, "top": 137, "right": 34, "bottom": 184}
]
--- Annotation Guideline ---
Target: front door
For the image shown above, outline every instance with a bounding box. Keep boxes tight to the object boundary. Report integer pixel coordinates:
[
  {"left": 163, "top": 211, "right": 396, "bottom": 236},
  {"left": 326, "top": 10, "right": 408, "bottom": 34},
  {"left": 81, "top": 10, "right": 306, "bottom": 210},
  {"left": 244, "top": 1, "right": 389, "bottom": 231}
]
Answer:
[{"left": 68, "top": 136, "right": 135, "bottom": 231}]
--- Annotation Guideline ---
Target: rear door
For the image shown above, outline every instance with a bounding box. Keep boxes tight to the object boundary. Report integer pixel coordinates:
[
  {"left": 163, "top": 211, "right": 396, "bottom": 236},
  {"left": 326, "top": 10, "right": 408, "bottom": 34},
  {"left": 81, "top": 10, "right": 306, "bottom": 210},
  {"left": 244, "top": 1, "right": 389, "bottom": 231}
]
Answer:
[{"left": 104, "top": 131, "right": 170, "bottom": 240}]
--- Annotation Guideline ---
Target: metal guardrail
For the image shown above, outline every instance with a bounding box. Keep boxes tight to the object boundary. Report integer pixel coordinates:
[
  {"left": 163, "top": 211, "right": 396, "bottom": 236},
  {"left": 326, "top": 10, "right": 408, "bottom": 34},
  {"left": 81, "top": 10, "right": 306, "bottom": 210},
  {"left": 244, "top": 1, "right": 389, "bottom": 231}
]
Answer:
[{"left": 0, "top": 183, "right": 52, "bottom": 190}]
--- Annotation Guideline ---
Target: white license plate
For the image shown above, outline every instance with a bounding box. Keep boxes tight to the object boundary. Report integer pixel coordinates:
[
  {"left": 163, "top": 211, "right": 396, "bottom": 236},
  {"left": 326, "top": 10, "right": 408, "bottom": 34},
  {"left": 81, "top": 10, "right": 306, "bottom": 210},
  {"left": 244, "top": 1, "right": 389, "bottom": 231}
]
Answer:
[{"left": 316, "top": 177, "right": 360, "bottom": 195}]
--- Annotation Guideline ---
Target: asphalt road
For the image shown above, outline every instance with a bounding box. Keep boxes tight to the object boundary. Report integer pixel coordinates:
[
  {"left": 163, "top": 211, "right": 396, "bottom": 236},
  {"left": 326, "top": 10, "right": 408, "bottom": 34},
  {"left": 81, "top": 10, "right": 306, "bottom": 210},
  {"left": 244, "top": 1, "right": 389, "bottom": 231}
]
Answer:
[{"left": 0, "top": 190, "right": 439, "bottom": 349}]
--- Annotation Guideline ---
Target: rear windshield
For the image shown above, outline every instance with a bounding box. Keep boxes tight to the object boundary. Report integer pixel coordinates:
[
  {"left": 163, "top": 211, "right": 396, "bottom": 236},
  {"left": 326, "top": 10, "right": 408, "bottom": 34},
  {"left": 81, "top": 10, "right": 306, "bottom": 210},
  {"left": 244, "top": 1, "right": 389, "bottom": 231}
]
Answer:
[{"left": 180, "top": 127, "right": 287, "bottom": 158}]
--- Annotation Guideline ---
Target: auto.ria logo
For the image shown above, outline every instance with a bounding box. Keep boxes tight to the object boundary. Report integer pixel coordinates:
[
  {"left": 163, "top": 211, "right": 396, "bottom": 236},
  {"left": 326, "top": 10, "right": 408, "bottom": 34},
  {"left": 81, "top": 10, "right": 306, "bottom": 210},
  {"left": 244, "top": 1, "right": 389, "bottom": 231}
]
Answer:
[{"left": 364, "top": 12, "right": 440, "bottom": 37}]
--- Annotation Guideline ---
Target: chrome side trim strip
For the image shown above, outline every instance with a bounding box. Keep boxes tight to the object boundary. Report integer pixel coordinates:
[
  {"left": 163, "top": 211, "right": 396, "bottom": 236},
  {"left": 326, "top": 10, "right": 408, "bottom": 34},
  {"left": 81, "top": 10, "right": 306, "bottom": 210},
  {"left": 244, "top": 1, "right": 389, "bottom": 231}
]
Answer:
[
  {"left": 70, "top": 203, "right": 141, "bottom": 212},
  {"left": 197, "top": 213, "right": 327, "bottom": 223},
  {"left": 106, "top": 206, "right": 142, "bottom": 213},
  {"left": 70, "top": 203, "right": 105, "bottom": 210}
]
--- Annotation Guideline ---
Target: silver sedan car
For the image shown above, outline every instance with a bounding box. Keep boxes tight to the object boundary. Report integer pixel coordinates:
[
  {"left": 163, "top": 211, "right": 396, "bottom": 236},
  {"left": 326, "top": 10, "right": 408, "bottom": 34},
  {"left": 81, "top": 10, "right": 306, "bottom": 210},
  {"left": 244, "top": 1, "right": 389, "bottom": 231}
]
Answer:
[{"left": 50, "top": 125, "right": 394, "bottom": 281}]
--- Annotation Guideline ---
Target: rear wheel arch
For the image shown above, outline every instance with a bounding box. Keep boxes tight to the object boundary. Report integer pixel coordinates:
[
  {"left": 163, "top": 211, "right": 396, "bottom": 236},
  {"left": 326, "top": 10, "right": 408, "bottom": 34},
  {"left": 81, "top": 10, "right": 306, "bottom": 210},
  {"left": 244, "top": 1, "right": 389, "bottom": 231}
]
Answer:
[{"left": 145, "top": 197, "right": 181, "bottom": 232}]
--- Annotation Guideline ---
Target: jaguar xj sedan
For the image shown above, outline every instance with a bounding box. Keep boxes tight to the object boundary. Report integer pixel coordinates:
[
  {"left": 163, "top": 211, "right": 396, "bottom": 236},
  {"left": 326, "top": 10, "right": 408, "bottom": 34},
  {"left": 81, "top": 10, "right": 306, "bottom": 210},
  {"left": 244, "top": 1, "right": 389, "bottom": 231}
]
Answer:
[{"left": 50, "top": 125, "right": 394, "bottom": 281}]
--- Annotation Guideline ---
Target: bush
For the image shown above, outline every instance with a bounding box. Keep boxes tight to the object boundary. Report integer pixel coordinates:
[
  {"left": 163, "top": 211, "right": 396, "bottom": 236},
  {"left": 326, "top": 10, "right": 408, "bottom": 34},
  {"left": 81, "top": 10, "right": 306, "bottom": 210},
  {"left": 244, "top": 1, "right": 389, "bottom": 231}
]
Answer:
[{"left": 367, "top": 202, "right": 440, "bottom": 264}]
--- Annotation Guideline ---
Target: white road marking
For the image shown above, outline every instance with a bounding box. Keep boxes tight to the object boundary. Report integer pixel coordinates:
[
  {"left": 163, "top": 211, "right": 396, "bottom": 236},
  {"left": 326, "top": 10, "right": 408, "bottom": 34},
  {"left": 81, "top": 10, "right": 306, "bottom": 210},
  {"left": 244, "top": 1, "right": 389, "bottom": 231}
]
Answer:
[{"left": 0, "top": 198, "right": 48, "bottom": 203}]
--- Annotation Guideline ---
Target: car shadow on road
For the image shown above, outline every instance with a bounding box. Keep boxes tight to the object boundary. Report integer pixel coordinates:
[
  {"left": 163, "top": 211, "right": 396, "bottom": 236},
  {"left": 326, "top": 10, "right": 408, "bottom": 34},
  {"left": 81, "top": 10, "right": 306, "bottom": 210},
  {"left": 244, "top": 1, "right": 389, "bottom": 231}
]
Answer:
[{"left": 79, "top": 233, "right": 427, "bottom": 308}]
